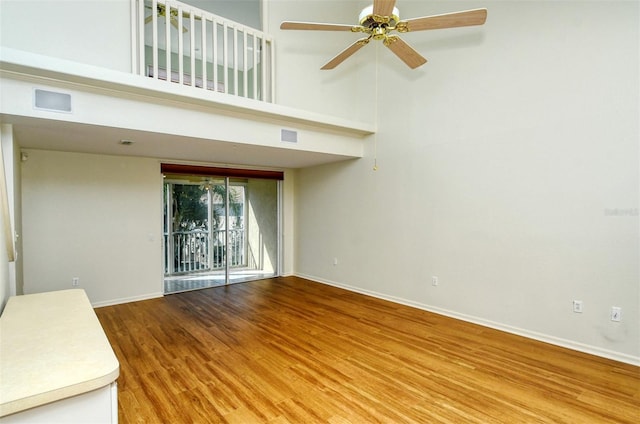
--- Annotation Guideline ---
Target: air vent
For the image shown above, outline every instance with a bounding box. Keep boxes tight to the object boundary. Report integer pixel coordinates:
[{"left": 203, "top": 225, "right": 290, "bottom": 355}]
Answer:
[
  {"left": 281, "top": 129, "right": 298, "bottom": 143},
  {"left": 34, "top": 89, "right": 72, "bottom": 113}
]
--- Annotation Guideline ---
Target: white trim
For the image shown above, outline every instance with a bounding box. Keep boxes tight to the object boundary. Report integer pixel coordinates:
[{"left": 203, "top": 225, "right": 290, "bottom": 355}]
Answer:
[
  {"left": 277, "top": 179, "right": 283, "bottom": 277},
  {"left": 130, "top": 0, "right": 137, "bottom": 74},
  {"left": 295, "top": 273, "right": 640, "bottom": 367},
  {"left": 260, "top": 0, "right": 267, "bottom": 32},
  {"left": 147, "top": 65, "right": 225, "bottom": 91},
  {"left": 110, "top": 382, "right": 118, "bottom": 423},
  {"left": 91, "top": 292, "right": 163, "bottom": 308}
]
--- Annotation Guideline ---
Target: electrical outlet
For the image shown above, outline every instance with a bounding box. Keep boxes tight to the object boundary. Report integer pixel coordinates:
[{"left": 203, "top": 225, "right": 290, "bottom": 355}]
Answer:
[
  {"left": 72, "top": 277, "right": 79, "bottom": 287},
  {"left": 611, "top": 306, "right": 621, "bottom": 322},
  {"left": 432, "top": 276, "right": 439, "bottom": 286},
  {"left": 333, "top": 258, "right": 338, "bottom": 266},
  {"left": 572, "top": 300, "right": 583, "bottom": 313}
]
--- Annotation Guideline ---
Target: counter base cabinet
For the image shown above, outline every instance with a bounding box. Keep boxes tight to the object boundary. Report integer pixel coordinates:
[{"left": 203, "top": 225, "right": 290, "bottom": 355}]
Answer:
[{"left": 0, "top": 382, "right": 117, "bottom": 424}]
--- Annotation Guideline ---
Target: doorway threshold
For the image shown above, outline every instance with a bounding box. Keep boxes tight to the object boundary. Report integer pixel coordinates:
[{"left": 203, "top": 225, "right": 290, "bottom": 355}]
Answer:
[{"left": 164, "top": 270, "right": 276, "bottom": 294}]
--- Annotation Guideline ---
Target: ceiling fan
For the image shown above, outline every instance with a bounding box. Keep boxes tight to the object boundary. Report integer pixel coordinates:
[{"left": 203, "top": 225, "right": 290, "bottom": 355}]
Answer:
[{"left": 280, "top": 0, "right": 487, "bottom": 70}]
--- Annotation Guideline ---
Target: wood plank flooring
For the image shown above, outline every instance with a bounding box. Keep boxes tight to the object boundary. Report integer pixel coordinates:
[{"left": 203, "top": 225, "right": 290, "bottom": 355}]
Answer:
[{"left": 95, "top": 276, "right": 640, "bottom": 423}]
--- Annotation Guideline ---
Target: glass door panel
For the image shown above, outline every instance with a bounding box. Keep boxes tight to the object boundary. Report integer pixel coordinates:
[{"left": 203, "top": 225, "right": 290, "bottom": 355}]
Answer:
[
  {"left": 203, "top": 178, "right": 228, "bottom": 273},
  {"left": 166, "top": 182, "right": 210, "bottom": 275},
  {"left": 229, "top": 177, "right": 278, "bottom": 283}
]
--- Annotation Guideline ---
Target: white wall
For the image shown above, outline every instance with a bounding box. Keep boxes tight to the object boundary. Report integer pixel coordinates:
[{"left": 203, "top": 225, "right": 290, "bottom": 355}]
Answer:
[
  {"left": 0, "top": 0, "right": 132, "bottom": 72},
  {"left": 21, "top": 150, "right": 164, "bottom": 306},
  {"left": 281, "top": 169, "right": 296, "bottom": 276},
  {"left": 288, "top": 1, "right": 639, "bottom": 363}
]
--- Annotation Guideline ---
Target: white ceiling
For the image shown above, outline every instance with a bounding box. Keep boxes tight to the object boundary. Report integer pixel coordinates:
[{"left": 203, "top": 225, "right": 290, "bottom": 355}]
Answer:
[{"left": 5, "top": 115, "right": 358, "bottom": 169}]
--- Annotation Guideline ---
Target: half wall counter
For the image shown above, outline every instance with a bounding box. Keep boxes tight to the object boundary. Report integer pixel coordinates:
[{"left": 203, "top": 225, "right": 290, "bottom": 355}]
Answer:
[{"left": 0, "top": 289, "right": 119, "bottom": 423}]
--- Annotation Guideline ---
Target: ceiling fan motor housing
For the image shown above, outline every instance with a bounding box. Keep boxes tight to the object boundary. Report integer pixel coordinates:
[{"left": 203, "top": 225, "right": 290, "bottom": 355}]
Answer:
[{"left": 359, "top": 6, "right": 400, "bottom": 34}]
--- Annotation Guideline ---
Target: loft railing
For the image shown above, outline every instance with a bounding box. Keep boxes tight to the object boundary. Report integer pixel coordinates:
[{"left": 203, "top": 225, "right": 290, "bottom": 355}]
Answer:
[{"left": 136, "top": 0, "right": 275, "bottom": 102}]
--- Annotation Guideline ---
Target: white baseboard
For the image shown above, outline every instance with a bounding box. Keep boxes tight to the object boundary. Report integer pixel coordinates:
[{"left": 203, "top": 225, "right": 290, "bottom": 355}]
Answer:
[
  {"left": 92, "top": 292, "right": 163, "bottom": 308},
  {"left": 296, "top": 273, "right": 640, "bottom": 367}
]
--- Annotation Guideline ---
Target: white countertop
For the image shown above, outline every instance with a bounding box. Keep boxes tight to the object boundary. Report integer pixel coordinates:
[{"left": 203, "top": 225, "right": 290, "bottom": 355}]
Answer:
[{"left": 0, "top": 289, "right": 119, "bottom": 417}]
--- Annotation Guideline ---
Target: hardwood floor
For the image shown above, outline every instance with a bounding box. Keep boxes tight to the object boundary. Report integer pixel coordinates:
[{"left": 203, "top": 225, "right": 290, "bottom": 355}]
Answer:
[{"left": 95, "top": 276, "right": 640, "bottom": 423}]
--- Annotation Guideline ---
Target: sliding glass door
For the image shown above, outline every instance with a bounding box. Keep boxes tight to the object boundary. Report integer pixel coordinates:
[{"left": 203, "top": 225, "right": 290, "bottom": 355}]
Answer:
[{"left": 163, "top": 173, "right": 279, "bottom": 294}]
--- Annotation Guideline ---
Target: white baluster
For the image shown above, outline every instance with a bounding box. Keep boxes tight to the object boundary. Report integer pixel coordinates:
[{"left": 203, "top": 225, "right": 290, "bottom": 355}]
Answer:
[
  {"left": 177, "top": 4, "right": 184, "bottom": 85},
  {"left": 189, "top": 10, "right": 195, "bottom": 87},
  {"left": 152, "top": 0, "right": 158, "bottom": 79}
]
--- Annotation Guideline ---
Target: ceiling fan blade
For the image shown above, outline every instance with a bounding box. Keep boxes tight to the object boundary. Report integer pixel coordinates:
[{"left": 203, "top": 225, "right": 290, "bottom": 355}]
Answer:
[
  {"left": 384, "top": 36, "right": 427, "bottom": 69},
  {"left": 373, "top": 0, "right": 397, "bottom": 16},
  {"left": 170, "top": 17, "right": 188, "bottom": 33},
  {"left": 401, "top": 8, "right": 487, "bottom": 32},
  {"left": 180, "top": 10, "right": 199, "bottom": 20},
  {"left": 280, "top": 21, "right": 357, "bottom": 31},
  {"left": 321, "top": 38, "right": 370, "bottom": 70}
]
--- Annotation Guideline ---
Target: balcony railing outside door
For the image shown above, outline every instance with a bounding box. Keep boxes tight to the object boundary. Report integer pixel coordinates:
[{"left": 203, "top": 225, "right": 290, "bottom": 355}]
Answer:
[{"left": 164, "top": 228, "right": 246, "bottom": 274}]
